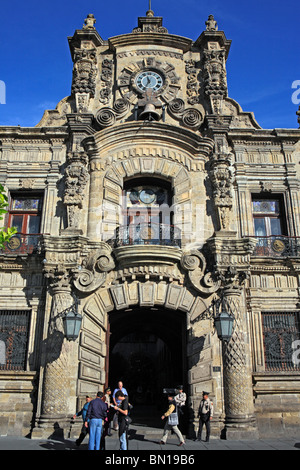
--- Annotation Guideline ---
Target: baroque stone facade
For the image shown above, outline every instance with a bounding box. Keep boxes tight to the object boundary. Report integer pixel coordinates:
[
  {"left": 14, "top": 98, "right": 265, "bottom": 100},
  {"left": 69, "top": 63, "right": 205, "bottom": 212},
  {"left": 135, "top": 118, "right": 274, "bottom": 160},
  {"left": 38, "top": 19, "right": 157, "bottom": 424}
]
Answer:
[{"left": 0, "top": 9, "right": 300, "bottom": 439}]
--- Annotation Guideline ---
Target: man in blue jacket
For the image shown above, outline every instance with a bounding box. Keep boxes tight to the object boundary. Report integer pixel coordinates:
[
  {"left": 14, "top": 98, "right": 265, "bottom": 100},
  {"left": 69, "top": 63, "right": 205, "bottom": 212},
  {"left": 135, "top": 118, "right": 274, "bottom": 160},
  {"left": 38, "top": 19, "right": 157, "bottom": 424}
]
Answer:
[
  {"left": 73, "top": 396, "right": 91, "bottom": 446},
  {"left": 85, "top": 391, "right": 108, "bottom": 450}
]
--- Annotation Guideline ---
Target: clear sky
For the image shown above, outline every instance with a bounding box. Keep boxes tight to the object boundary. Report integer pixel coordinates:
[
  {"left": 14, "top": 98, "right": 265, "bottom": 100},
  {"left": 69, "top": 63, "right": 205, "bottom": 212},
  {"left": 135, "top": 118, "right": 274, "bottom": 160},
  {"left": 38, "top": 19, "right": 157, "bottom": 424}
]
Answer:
[{"left": 0, "top": 0, "right": 299, "bottom": 129}]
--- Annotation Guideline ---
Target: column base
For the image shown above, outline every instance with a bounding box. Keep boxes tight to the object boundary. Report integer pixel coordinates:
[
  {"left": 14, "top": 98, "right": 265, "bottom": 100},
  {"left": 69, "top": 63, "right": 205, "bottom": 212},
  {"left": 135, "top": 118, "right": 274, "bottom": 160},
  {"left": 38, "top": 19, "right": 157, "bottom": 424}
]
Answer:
[
  {"left": 31, "top": 415, "right": 73, "bottom": 440},
  {"left": 224, "top": 414, "right": 259, "bottom": 440}
]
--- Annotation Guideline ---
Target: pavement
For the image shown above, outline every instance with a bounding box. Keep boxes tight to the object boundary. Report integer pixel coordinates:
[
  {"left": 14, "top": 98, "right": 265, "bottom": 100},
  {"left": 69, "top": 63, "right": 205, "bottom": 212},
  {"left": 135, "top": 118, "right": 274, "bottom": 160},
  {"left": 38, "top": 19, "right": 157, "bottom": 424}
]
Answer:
[{"left": 0, "top": 423, "right": 299, "bottom": 452}]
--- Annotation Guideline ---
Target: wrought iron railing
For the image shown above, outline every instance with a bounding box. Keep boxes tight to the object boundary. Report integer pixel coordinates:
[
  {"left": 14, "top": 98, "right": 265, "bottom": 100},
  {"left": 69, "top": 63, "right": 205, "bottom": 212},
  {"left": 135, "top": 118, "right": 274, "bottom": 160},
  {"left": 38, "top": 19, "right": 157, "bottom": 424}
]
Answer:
[
  {"left": 0, "top": 310, "right": 30, "bottom": 371},
  {"left": 1, "top": 233, "right": 42, "bottom": 255},
  {"left": 110, "top": 223, "right": 182, "bottom": 248},
  {"left": 249, "top": 236, "right": 300, "bottom": 258},
  {"left": 262, "top": 312, "right": 300, "bottom": 372}
]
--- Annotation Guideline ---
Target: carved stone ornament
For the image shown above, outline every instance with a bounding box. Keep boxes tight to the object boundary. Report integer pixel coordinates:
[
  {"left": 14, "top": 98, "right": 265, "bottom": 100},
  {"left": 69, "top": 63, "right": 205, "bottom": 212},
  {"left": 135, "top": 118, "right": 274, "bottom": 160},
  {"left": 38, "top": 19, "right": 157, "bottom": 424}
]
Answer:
[
  {"left": 209, "top": 152, "right": 233, "bottom": 230},
  {"left": 95, "top": 98, "right": 130, "bottom": 128},
  {"left": 185, "top": 60, "right": 200, "bottom": 105},
  {"left": 64, "top": 151, "right": 89, "bottom": 228},
  {"left": 73, "top": 245, "right": 115, "bottom": 293},
  {"left": 180, "top": 249, "right": 220, "bottom": 294},
  {"left": 117, "top": 57, "right": 181, "bottom": 105},
  {"left": 205, "top": 15, "right": 218, "bottom": 31},
  {"left": 72, "top": 48, "right": 97, "bottom": 96},
  {"left": 168, "top": 98, "right": 205, "bottom": 130},
  {"left": 44, "top": 264, "right": 72, "bottom": 294}
]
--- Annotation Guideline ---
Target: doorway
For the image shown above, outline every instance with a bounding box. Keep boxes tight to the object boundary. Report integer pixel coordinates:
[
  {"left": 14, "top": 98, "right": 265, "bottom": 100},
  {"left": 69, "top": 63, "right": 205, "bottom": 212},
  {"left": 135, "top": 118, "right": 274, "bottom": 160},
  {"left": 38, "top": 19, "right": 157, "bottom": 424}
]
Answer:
[{"left": 108, "top": 306, "right": 187, "bottom": 427}]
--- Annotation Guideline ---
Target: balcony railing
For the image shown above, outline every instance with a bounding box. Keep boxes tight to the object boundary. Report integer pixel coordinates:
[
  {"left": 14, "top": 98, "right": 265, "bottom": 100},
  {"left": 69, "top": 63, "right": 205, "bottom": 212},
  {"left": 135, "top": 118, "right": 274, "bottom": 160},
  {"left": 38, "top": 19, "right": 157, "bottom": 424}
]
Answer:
[
  {"left": 250, "top": 236, "right": 300, "bottom": 258},
  {"left": 110, "top": 223, "right": 182, "bottom": 248},
  {"left": 1, "top": 233, "right": 42, "bottom": 255}
]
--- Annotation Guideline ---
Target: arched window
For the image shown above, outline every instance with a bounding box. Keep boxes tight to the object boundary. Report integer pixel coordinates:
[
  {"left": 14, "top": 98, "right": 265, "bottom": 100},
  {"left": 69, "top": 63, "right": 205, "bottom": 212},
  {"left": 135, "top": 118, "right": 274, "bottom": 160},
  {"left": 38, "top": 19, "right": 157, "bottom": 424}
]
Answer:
[{"left": 116, "top": 177, "right": 180, "bottom": 246}]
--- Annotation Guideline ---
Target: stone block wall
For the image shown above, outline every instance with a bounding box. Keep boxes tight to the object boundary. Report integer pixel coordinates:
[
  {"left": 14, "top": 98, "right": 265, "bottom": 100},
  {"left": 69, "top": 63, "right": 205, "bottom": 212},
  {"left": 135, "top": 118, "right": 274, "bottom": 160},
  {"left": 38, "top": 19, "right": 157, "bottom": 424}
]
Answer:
[{"left": 0, "top": 371, "right": 37, "bottom": 436}]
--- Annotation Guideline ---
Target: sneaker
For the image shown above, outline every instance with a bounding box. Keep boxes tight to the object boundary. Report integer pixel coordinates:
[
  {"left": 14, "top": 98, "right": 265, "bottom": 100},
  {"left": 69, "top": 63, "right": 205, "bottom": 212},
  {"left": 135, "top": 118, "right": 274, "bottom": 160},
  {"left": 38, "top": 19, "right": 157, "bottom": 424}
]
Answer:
[
  {"left": 160, "top": 441, "right": 165, "bottom": 445},
  {"left": 178, "top": 441, "right": 185, "bottom": 446}
]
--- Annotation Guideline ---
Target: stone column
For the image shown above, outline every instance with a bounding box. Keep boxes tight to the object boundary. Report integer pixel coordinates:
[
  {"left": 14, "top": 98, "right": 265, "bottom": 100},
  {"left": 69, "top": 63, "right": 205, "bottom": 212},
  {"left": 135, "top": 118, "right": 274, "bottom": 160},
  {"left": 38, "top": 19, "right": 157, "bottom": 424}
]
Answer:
[
  {"left": 221, "top": 283, "right": 258, "bottom": 439},
  {"left": 207, "top": 236, "right": 259, "bottom": 439},
  {"left": 33, "top": 265, "right": 79, "bottom": 438}
]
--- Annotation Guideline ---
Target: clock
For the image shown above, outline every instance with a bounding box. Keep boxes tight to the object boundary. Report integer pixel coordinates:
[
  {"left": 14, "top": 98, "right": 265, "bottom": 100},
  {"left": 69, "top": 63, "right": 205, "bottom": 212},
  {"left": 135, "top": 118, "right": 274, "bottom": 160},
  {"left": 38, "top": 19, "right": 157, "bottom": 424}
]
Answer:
[{"left": 135, "top": 70, "right": 164, "bottom": 92}]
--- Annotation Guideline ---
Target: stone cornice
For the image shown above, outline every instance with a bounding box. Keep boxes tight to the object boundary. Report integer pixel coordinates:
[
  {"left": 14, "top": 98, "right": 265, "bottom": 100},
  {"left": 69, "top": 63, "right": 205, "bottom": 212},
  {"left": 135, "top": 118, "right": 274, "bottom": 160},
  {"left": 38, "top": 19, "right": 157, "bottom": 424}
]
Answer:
[
  {"left": 108, "top": 33, "right": 192, "bottom": 52},
  {"left": 83, "top": 121, "right": 214, "bottom": 159}
]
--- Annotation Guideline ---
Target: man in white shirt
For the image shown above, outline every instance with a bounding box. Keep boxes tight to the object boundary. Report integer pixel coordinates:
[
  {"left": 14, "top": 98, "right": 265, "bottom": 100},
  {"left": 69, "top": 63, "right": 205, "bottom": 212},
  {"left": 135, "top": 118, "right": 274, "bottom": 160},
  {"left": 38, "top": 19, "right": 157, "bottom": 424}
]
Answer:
[{"left": 196, "top": 391, "right": 213, "bottom": 442}]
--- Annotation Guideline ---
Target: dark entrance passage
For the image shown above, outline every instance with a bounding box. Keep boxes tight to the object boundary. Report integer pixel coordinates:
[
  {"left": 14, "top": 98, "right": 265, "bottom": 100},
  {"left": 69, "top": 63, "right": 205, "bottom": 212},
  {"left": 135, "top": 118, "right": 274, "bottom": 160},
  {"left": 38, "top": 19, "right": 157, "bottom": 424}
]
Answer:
[{"left": 108, "top": 307, "right": 187, "bottom": 427}]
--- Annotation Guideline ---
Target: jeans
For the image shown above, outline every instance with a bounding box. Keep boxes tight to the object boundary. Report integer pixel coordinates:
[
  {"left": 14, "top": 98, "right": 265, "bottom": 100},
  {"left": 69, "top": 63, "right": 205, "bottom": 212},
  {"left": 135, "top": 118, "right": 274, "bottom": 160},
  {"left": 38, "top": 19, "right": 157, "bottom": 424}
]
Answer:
[
  {"left": 119, "top": 431, "right": 127, "bottom": 450},
  {"left": 88, "top": 418, "right": 103, "bottom": 450}
]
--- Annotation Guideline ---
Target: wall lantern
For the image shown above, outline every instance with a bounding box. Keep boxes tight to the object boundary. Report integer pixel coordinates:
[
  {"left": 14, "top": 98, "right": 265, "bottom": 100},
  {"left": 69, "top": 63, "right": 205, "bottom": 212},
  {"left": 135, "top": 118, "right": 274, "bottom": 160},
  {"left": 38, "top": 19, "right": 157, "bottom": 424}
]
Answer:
[
  {"left": 61, "top": 298, "right": 82, "bottom": 341},
  {"left": 214, "top": 310, "right": 234, "bottom": 343},
  {"left": 190, "top": 293, "right": 234, "bottom": 343}
]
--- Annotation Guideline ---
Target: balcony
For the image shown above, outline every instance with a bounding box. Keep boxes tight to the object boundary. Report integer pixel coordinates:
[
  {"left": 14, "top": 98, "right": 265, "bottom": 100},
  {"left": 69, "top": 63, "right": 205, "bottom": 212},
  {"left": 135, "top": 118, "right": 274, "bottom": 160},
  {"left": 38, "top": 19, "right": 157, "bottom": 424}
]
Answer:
[
  {"left": 109, "top": 223, "right": 182, "bottom": 268},
  {"left": 1, "top": 233, "right": 42, "bottom": 256},
  {"left": 250, "top": 236, "right": 300, "bottom": 258},
  {"left": 111, "top": 223, "right": 182, "bottom": 248}
]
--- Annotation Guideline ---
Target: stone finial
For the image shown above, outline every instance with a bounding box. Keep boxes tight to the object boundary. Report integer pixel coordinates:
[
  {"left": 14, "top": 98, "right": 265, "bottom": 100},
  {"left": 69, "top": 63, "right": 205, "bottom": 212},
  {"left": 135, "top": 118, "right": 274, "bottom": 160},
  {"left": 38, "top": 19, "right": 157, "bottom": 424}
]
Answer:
[
  {"left": 206, "top": 14, "right": 218, "bottom": 31},
  {"left": 83, "top": 13, "right": 96, "bottom": 30}
]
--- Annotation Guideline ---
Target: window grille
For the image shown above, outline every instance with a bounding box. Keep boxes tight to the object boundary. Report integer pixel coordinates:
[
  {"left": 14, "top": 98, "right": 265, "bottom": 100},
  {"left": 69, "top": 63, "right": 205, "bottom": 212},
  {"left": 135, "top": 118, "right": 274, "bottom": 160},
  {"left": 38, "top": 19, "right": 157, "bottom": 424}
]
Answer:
[
  {"left": 0, "top": 310, "right": 30, "bottom": 371},
  {"left": 261, "top": 312, "right": 300, "bottom": 371}
]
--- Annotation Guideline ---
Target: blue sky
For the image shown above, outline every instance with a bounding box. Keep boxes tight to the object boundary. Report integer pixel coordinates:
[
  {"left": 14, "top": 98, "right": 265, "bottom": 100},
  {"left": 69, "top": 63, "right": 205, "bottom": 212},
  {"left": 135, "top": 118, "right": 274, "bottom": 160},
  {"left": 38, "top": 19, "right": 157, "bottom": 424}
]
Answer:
[{"left": 0, "top": 0, "right": 299, "bottom": 129}]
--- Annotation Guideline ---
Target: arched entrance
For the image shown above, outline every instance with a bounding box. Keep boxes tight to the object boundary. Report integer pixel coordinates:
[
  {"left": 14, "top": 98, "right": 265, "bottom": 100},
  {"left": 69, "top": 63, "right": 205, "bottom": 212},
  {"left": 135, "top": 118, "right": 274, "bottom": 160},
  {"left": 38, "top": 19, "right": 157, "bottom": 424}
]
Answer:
[{"left": 108, "top": 306, "right": 187, "bottom": 427}]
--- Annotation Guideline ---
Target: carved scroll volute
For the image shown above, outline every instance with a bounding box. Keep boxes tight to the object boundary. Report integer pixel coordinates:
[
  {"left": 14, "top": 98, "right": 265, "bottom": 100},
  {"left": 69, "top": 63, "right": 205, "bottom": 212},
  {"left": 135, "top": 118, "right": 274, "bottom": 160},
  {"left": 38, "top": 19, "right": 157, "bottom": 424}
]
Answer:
[
  {"left": 73, "top": 246, "right": 115, "bottom": 293},
  {"left": 181, "top": 250, "right": 220, "bottom": 294}
]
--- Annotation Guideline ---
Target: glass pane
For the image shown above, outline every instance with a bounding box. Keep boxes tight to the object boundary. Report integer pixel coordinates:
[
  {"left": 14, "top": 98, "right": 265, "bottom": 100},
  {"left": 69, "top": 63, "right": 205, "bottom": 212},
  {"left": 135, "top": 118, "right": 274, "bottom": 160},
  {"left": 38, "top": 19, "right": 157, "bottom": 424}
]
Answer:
[
  {"left": 28, "top": 216, "right": 41, "bottom": 234},
  {"left": 254, "top": 218, "right": 267, "bottom": 236},
  {"left": 12, "top": 198, "right": 40, "bottom": 211},
  {"left": 127, "top": 187, "right": 169, "bottom": 207},
  {"left": 270, "top": 218, "right": 282, "bottom": 236},
  {"left": 253, "top": 200, "right": 280, "bottom": 214},
  {"left": 11, "top": 215, "right": 24, "bottom": 233}
]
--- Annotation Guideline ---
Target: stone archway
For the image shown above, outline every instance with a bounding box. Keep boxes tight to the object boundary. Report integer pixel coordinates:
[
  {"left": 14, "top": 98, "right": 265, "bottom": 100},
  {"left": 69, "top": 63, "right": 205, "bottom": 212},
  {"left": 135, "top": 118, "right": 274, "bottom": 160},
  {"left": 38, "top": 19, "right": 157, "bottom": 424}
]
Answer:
[{"left": 80, "top": 279, "right": 211, "bottom": 432}]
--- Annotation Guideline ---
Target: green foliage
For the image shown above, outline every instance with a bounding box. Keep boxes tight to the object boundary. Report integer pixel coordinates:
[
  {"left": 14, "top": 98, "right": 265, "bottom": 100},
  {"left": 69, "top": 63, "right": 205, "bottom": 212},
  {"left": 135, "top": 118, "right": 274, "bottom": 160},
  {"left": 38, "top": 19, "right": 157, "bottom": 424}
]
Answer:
[{"left": 0, "top": 183, "right": 17, "bottom": 249}]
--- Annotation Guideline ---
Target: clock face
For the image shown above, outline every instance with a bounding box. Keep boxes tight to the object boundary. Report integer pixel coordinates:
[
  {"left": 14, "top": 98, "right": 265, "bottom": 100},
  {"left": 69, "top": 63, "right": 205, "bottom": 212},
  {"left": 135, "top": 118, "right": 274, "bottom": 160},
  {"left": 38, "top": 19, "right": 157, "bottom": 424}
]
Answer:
[{"left": 135, "top": 71, "right": 164, "bottom": 92}]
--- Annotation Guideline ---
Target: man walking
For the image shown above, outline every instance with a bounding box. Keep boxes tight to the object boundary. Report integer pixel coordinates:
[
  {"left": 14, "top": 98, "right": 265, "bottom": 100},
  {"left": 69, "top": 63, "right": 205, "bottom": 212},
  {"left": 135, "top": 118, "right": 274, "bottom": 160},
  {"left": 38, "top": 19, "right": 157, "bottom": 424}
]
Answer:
[
  {"left": 196, "top": 391, "right": 213, "bottom": 442},
  {"left": 160, "top": 392, "right": 185, "bottom": 446},
  {"left": 113, "top": 390, "right": 129, "bottom": 450},
  {"left": 73, "top": 395, "right": 91, "bottom": 446},
  {"left": 85, "top": 391, "right": 108, "bottom": 450}
]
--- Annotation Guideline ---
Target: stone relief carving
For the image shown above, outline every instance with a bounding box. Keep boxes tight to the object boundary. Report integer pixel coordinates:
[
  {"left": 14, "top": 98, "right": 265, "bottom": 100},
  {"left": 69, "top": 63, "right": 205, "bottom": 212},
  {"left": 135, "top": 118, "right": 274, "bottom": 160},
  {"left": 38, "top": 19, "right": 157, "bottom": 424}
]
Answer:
[
  {"left": 95, "top": 98, "right": 130, "bottom": 128},
  {"left": 63, "top": 151, "right": 89, "bottom": 228},
  {"left": 168, "top": 98, "right": 205, "bottom": 130},
  {"left": 71, "top": 48, "right": 98, "bottom": 112},
  {"left": 117, "top": 57, "right": 181, "bottom": 105},
  {"left": 73, "top": 245, "right": 115, "bottom": 293},
  {"left": 99, "top": 58, "right": 113, "bottom": 105},
  {"left": 180, "top": 249, "right": 220, "bottom": 294},
  {"left": 203, "top": 49, "right": 227, "bottom": 114},
  {"left": 185, "top": 60, "right": 200, "bottom": 105},
  {"left": 209, "top": 152, "right": 233, "bottom": 231}
]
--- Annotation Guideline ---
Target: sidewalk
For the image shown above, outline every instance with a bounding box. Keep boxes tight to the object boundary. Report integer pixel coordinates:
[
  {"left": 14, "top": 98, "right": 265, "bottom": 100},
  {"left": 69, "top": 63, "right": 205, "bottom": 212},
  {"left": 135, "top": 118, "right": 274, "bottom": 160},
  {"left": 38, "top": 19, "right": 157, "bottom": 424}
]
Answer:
[{"left": 0, "top": 424, "right": 299, "bottom": 451}]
